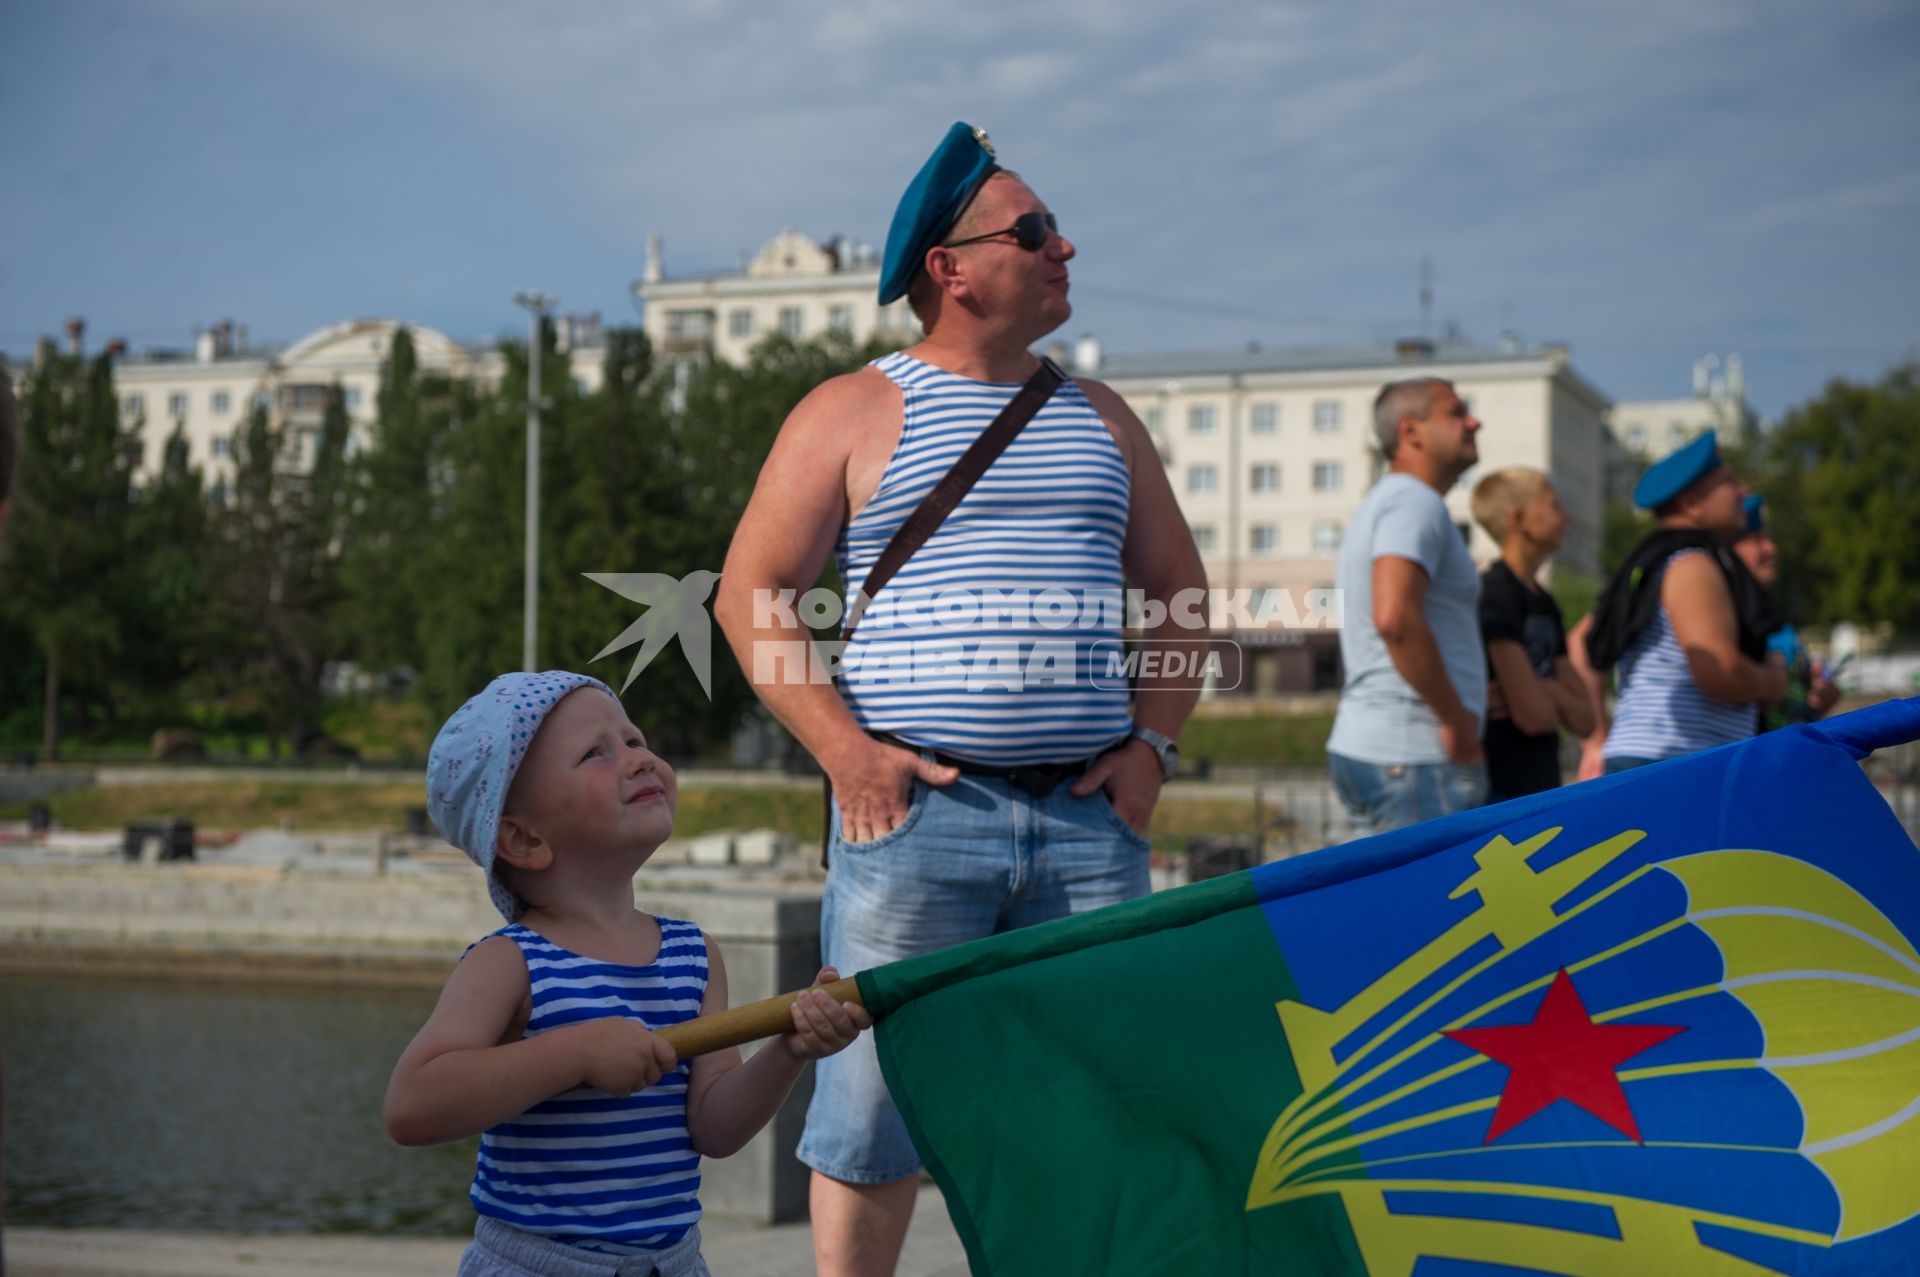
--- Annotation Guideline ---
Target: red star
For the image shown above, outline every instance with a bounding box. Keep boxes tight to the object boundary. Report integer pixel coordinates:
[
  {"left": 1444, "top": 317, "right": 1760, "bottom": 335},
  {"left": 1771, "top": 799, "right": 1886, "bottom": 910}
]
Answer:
[{"left": 1443, "top": 968, "right": 1685, "bottom": 1144}]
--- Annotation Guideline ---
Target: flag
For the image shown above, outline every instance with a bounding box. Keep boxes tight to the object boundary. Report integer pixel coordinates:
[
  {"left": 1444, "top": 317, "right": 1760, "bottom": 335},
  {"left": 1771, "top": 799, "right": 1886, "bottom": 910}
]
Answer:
[{"left": 857, "top": 699, "right": 1920, "bottom": 1275}]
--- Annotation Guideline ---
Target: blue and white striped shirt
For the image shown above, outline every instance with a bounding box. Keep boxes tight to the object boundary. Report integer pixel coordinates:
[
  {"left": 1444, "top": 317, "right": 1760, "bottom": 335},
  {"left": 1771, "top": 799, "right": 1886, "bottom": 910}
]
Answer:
[
  {"left": 1606, "top": 552, "right": 1757, "bottom": 761},
  {"left": 471, "top": 917, "right": 707, "bottom": 1254},
  {"left": 835, "top": 352, "right": 1134, "bottom": 766}
]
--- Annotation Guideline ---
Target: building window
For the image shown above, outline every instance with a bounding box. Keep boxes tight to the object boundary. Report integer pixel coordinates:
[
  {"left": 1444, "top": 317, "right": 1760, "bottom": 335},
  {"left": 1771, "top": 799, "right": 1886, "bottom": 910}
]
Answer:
[
  {"left": 1191, "top": 524, "right": 1217, "bottom": 553},
  {"left": 168, "top": 392, "right": 189, "bottom": 420},
  {"left": 123, "top": 393, "right": 145, "bottom": 419},
  {"left": 665, "top": 309, "right": 711, "bottom": 338},
  {"left": 1250, "top": 524, "right": 1278, "bottom": 555},
  {"left": 778, "top": 306, "right": 803, "bottom": 338},
  {"left": 1188, "top": 405, "right": 1217, "bottom": 435},
  {"left": 1313, "top": 400, "right": 1342, "bottom": 432},
  {"left": 1668, "top": 422, "right": 1688, "bottom": 446},
  {"left": 1313, "top": 461, "right": 1343, "bottom": 492},
  {"left": 1143, "top": 405, "right": 1163, "bottom": 433},
  {"left": 211, "top": 390, "right": 231, "bottom": 414},
  {"left": 212, "top": 436, "right": 230, "bottom": 459},
  {"left": 1627, "top": 425, "right": 1646, "bottom": 451},
  {"left": 1250, "top": 463, "right": 1279, "bottom": 493},
  {"left": 1313, "top": 521, "right": 1341, "bottom": 553},
  {"left": 1250, "top": 403, "right": 1278, "bottom": 434},
  {"left": 729, "top": 309, "right": 753, "bottom": 338},
  {"left": 345, "top": 386, "right": 363, "bottom": 410},
  {"left": 253, "top": 389, "right": 272, "bottom": 412},
  {"left": 827, "top": 304, "right": 854, "bottom": 333},
  {"left": 1187, "top": 465, "right": 1218, "bottom": 495}
]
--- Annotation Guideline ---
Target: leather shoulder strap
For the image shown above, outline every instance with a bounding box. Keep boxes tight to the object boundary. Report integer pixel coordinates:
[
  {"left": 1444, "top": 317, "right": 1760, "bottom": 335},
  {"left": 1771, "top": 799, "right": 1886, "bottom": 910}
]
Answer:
[{"left": 841, "top": 355, "right": 1067, "bottom": 640}]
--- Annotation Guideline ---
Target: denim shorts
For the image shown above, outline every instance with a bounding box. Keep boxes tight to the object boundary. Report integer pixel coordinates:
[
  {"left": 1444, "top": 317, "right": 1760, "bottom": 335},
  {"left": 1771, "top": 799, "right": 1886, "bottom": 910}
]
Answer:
[
  {"left": 796, "top": 767, "right": 1152, "bottom": 1184},
  {"left": 1327, "top": 754, "right": 1489, "bottom": 839}
]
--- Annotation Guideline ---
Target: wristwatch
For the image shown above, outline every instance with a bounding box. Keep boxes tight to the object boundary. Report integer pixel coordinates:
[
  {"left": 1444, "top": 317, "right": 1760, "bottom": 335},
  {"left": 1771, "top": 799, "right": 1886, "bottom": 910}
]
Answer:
[{"left": 1128, "top": 725, "right": 1181, "bottom": 781}]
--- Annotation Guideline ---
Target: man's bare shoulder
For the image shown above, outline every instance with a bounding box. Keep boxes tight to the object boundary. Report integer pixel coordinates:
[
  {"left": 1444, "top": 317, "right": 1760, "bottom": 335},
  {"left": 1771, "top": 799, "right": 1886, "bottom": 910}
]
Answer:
[
  {"left": 1663, "top": 549, "right": 1726, "bottom": 587},
  {"left": 784, "top": 365, "right": 901, "bottom": 440},
  {"left": 1662, "top": 549, "right": 1732, "bottom": 611},
  {"left": 1072, "top": 376, "right": 1143, "bottom": 427}
]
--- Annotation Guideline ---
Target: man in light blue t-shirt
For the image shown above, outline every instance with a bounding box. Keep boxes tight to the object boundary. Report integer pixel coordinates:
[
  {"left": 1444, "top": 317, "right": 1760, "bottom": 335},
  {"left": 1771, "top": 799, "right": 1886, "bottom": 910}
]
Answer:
[{"left": 1327, "top": 377, "right": 1488, "bottom": 835}]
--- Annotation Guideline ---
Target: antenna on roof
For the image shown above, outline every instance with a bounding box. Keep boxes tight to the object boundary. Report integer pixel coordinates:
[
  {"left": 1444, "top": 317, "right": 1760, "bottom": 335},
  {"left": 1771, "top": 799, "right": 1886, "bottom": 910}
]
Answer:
[{"left": 1419, "top": 257, "right": 1434, "bottom": 340}]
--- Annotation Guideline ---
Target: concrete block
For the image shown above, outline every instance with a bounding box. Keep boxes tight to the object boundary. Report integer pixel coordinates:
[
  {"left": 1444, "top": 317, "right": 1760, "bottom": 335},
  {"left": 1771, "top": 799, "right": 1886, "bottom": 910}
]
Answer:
[
  {"left": 636, "top": 888, "right": 824, "bottom": 1224},
  {"left": 733, "top": 828, "right": 789, "bottom": 866},
  {"left": 686, "top": 833, "right": 734, "bottom": 866}
]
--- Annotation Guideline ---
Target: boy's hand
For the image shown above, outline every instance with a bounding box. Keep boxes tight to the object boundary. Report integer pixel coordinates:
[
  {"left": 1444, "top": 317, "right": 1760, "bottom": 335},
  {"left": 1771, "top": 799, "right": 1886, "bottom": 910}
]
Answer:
[
  {"left": 573, "top": 1017, "right": 680, "bottom": 1097},
  {"left": 781, "top": 966, "right": 873, "bottom": 1061}
]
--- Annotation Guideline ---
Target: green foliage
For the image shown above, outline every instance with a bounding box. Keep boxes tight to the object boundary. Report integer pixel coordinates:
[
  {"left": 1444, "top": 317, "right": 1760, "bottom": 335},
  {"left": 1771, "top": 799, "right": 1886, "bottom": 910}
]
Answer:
[
  {"left": 2, "top": 325, "right": 897, "bottom": 761},
  {"left": 0, "top": 351, "right": 144, "bottom": 757},
  {"left": 1746, "top": 363, "right": 1920, "bottom": 632},
  {"left": 1547, "top": 568, "right": 1601, "bottom": 630},
  {"left": 197, "top": 394, "right": 352, "bottom": 754}
]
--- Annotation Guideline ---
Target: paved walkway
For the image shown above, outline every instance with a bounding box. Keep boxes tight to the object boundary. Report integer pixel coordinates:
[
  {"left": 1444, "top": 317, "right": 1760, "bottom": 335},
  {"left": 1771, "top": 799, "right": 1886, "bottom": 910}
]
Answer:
[{"left": 9, "top": 1183, "right": 970, "bottom": 1276}]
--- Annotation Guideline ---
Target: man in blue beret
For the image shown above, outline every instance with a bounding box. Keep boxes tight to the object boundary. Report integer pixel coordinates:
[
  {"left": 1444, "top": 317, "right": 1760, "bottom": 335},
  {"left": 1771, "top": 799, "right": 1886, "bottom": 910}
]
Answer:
[
  {"left": 714, "top": 122, "right": 1206, "bottom": 1274},
  {"left": 1569, "top": 431, "right": 1787, "bottom": 774}
]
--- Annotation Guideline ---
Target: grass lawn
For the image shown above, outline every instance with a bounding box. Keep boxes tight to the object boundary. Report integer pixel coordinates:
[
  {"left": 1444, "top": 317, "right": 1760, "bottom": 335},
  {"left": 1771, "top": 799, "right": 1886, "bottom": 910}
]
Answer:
[
  {"left": 3, "top": 780, "right": 1265, "bottom": 852},
  {"left": 1181, "top": 711, "right": 1333, "bottom": 768}
]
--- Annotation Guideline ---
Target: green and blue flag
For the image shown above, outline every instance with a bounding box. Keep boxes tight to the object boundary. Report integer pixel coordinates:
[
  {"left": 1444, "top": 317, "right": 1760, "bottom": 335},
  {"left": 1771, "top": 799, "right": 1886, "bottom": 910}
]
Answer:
[{"left": 857, "top": 698, "right": 1920, "bottom": 1275}]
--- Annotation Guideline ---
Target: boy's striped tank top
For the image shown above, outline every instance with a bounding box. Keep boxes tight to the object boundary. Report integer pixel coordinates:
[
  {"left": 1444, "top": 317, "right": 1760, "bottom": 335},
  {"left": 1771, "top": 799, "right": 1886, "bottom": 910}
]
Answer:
[
  {"left": 835, "top": 351, "right": 1134, "bottom": 766},
  {"left": 1606, "top": 552, "right": 1758, "bottom": 761},
  {"left": 470, "top": 917, "right": 707, "bottom": 1254}
]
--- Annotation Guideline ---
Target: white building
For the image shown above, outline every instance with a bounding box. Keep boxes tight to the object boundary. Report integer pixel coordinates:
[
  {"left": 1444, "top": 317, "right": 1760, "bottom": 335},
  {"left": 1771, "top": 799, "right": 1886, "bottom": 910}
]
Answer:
[
  {"left": 634, "top": 231, "right": 920, "bottom": 367},
  {"left": 630, "top": 228, "right": 1617, "bottom": 696},
  {"left": 1605, "top": 354, "right": 1756, "bottom": 497},
  {"left": 1093, "top": 336, "right": 1611, "bottom": 695},
  {"left": 106, "top": 317, "right": 608, "bottom": 487}
]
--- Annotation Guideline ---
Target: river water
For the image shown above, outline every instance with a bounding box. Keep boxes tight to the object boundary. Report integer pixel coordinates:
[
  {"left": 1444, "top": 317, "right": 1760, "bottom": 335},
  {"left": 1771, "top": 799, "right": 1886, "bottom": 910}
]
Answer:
[{"left": 2, "top": 973, "right": 478, "bottom": 1235}]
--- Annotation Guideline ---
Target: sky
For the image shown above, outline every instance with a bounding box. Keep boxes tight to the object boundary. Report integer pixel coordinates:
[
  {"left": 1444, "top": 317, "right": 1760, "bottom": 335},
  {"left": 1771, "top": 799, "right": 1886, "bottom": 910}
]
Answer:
[{"left": 4, "top": 0, "right": 1916, "bottom": 421}]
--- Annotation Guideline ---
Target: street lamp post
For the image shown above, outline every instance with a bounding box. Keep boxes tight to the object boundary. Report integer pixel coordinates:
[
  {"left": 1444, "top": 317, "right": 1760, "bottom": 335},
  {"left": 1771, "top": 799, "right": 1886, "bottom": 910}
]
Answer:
[{"left": 513, "top": 290, "right": 553, "bottom": 672}]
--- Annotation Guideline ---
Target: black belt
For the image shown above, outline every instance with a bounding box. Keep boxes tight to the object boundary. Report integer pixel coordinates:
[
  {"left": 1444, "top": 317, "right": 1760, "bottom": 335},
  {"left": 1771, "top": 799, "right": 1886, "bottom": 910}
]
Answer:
[{"left": 873, "top": 733, "right": 1114, "bottom": 798}]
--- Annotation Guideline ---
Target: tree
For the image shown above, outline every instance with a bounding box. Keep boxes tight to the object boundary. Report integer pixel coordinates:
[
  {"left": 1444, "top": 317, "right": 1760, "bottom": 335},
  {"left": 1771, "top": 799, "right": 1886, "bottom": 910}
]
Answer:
[
  {"left": 118, "top": 424, "right": 211, "bottom": 722},
  {"left": 0, "top": 350, "right": 142, "bottom": 758},
  {"left": 340, "top": 326, "right": 461, "bottom": 678},
  {"left": 1749, "top": 364, "right": 1920, "bottom": 632},
  {"left": 200, "top": 392, "right": 352, "bottom": 754}
]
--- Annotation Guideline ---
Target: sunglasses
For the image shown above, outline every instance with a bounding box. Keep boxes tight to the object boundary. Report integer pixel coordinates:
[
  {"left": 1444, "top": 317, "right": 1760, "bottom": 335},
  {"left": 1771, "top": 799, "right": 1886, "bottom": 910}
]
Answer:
[{"left": 942, "top": 211, "right": 1059, "bottom": 252}]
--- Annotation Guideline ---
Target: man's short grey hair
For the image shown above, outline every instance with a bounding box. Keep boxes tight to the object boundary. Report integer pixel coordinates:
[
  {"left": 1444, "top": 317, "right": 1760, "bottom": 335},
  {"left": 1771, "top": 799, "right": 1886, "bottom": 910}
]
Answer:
[{"left": 1372, "top": 377, "right": 1451, "bottom": 459}]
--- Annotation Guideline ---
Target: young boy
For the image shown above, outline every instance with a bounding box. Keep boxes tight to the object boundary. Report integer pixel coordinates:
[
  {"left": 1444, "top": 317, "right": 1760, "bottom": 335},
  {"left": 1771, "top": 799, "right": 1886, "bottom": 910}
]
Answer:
[
  {"left": 386, "top": 670, "right": 870, "bottom": 1276},
  {"left": 1470, "top": 469, "right": 1596, "bottom": 801}
]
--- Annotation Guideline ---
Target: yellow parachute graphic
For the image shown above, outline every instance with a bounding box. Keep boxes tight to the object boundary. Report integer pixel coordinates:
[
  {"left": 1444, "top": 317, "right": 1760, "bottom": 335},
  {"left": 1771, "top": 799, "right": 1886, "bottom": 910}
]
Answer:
[{"left": 1246, "top": 828, "right": 1920, "bottom": 1276}]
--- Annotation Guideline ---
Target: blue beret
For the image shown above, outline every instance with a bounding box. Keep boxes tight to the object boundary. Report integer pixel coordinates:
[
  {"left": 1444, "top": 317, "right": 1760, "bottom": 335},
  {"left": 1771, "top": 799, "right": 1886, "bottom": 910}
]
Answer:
[
  {"left": 1633, "top": 429, "right": 1720, "bottom": 510},
  {"left": 878, "top": 122, "right": 1000, "bottom": 305},
  {"left": 427, "top": 670, "right": 617, "bottom": 920},
  {"left": 1741, "top": 493, "right": 1766, "bottom": 536}
]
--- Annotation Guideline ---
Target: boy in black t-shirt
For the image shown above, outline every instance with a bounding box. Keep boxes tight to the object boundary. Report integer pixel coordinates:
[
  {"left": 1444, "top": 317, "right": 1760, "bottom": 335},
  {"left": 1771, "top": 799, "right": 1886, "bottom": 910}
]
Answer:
[{"left": 1470, "top": 468, "right": 1596, "bottom": 802}]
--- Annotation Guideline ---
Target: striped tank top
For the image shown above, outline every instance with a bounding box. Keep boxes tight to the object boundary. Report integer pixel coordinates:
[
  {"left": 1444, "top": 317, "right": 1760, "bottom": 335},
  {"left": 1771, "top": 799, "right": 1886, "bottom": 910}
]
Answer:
[
  {"left": 1606, "top": 552, "right": 1757, "bottom": 761},
  {"left": 835, "top": 351, "right": 1134, "bottom": 766},
  {"left": 471, "top": 917, "right": 707, "bottom": 1254}
]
